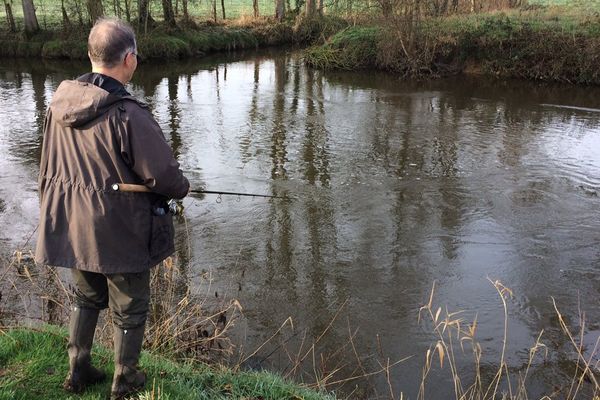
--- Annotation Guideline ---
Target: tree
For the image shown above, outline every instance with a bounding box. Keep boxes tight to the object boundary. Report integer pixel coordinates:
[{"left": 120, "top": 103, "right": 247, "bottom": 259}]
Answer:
[
  {"left": 305, "top": 0, "right": 315, "bottom": 16},
  {"left": 221, "top": 0, "right": 226, "bottom": 19},
  {"left": 87, "top": 0, "right": 104, "bottom": 23},
  {"left": 123, "top": 0, "right": 131, "bottom": 22},
  {"left": 3, "top": 1, "right": 16, "bottom": 32},
  {"left": 182, "top": 0, "right": 189, "bottom": 19},
  {"left": 162, "top": 0, "right": 176, "bottom": 27},
  {"left": 253, "top": 0, "right": 259, "bottom": 17},
  {"left": 21, "top": 0, "right": 39, "bottom": 36},
  {"left": 138, "top": 0, "right": 154, "bottom": 31},
  {"left": 275, "top": 0, "right": 285, "bottom": 21},
  {"left": 60, "top": 0, "right": 72, "bottom": 29}
]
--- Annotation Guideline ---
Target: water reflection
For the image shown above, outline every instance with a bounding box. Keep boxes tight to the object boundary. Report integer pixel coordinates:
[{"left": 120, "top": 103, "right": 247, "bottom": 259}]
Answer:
[{"left": 1, "top": 51, "right": 600, "bottom": 398}]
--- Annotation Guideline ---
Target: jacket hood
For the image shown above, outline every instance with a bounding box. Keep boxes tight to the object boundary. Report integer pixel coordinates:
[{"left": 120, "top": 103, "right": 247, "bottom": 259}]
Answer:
[{"left": 49, "top": 80, "right": 127, "bottom": 128}]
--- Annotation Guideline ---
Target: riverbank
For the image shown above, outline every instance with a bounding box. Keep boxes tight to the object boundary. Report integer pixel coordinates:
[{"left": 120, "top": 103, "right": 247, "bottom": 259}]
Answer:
[
  {"left": 304, "top": 7, "right": 600, "bottom": 85},
  {"left": 0, "top": 16, "right": 347, "bottom": 59},
  {"left": 0, "top": 325, "right": 334, "bottom": 400},
  {"left": 3, "top": 5, "right": 600, "bottom": 85}
]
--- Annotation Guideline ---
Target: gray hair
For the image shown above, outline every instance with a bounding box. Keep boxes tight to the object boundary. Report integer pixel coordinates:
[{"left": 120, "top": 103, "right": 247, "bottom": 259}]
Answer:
[{"left": 88, "top": 18, "right": 137, "bottom": 68}]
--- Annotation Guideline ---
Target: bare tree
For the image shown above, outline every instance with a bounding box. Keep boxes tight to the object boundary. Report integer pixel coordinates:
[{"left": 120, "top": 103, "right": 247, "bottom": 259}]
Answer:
[
  {"left": 182, "top": 0, "right": 189, "bottom": 19},
  {"left": 21, "top": 0, "right": 39, "bottom": 35},
  {"left": 123, "top": 0, "right": 131, "bottom": 21},
  {"left": 221, "top": 0, "right": 226, "bottom": 19},
  {"left": 275, "top": 0, "right": 285, "bottom": 21},
  {"left": 162, "top": 0, "right": 176, "bottom": 27},
  {"left": 138, "top": 0, "right": 153, "bottom": 28},
  {"left": 305, "top": 0, "right": 316, "bottom": 16},
  {"left": 212, "top": 0, "right": 217, "bottom": 22},
  {"left": 253, "top": 0, "right": 259, "bottom": 17},
  {"left": 3, "top": 1, "right": 16, "bottom": 32},
  {"left": 87, "top": 0, "right": 104, "bottom": 23},
  {"left": 61, "top": 0, "right": 72, "bottom": 29}
]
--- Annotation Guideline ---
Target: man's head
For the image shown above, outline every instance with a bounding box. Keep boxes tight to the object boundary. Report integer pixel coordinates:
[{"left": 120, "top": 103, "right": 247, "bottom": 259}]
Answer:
[{"left": 88, "top": 18, "right": 138, "bottom": 84}]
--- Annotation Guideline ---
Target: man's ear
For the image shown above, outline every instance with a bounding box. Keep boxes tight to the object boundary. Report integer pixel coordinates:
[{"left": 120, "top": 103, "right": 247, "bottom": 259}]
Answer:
[{"left": 125, "top": 52, "right": 135, "bottom": 67}]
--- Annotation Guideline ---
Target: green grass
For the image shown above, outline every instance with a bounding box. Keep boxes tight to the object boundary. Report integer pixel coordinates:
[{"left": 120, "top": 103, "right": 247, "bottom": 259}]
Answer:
[
  {"left": 0, "top": 326, "right": 334, "bottom": 400},
  {"left": 0, "top": 0, "right": 285, "bottom": 26},
  {"left": 305, "top": 8, "right": 600, "bottom": 83},
  {"left": 304, "top": 26, "right": 380, "bottom": 70}
]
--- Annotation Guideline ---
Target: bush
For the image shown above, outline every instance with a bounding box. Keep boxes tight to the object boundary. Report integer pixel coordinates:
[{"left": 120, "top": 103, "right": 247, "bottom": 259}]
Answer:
[
  {"left": 293, "top": 14, "right": 349, "bottom": 44},
  {"left": 305, "top": 26, "right": 380, "bottom": 69},
  {"left": 138, "top": 35, "right": 192, "bottom": 59},
  {"left": 41, "top": 40, "right": 87, "bottom": 59}
]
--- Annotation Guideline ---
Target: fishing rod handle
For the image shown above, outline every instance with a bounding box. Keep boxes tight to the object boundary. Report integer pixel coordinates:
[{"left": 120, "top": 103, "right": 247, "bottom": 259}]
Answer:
[{"left": 111, "top": 183, "right": 152, "bottom": 193}]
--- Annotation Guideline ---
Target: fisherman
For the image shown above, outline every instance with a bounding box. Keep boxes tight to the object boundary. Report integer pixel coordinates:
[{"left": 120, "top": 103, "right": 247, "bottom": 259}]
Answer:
[{"left": 34, "top": 18, "right": 189, "bottom": 399}]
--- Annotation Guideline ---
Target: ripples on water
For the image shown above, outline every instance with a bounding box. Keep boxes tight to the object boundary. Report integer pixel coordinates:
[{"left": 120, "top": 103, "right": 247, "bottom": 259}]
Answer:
[{"left": 1, "top": 52, "right": 600, "bottom": 398}]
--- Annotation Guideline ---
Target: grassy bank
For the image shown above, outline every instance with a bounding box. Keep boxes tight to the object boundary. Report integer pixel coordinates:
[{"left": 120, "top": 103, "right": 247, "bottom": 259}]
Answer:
[
  {"left": 0, "top": 19, "right": 289, "bottom": 59},
  {"left": 305, "top": 7, "right": 600, "bottom": 84},
  {"left": 0, "top": 16, "right": 347, "bottom": 60},
  {"left": 0, "top": 325, "right": 334, "bottom": 400}
]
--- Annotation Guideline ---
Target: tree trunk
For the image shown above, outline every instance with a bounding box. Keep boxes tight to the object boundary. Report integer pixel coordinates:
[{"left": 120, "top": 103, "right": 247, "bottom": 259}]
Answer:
[
  {"left": 221, "top": 0, "right": 226, "bottom": 19},
  {"left": 317, "top": 0, "right": 323, "bottom": 14},
  {"left": 182, "top": 0, "right": 189, "bottom": 19},
  {"left": 253, "top": 0, "right": 259, "bottom": 17},
  {"left": 305, "top": 0, "right": 315, "bottom": 17},
  {"left": 124, "top": 0, "right": 131, "bottom": 21},
  {"left": 441, "top": 0, "right": 448, "bottom": 14},
  {"left": 87, "top": 0, "right": 104, "bottom": 23},
  {"left": 21, "top": 0, "right": 39, "bottom": 35},
  {"left": 212, "top": 0, "right": 217, "bottom": 22},
  {"left": 162, "top": 0, "right": 176, "bottom": 27},
  {"left": 61, "top": 0, "right": 72, "bottom": 29},
  {"left": 4, "top": 1, "right": 16, "bottom": 32},
  {"left": 379, "top": 0, "right": 391, "bottom": 16},
  {"left": 275, "top": 0, "right": 285, "bottom": 21},
  {"left": 138, "top": 0, "right": 154, "bottom": 30}
]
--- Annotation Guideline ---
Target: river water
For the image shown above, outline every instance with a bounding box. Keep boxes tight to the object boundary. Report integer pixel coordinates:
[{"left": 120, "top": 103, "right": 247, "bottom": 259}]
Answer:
[{"left": 1, "top": 50, "right": 600, "bottom": 399}]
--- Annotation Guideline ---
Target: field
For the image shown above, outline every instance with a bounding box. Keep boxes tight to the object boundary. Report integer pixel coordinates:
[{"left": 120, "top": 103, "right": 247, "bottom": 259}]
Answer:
[{"left": 0, "top": 0, "right": 287, "bottom": 30}]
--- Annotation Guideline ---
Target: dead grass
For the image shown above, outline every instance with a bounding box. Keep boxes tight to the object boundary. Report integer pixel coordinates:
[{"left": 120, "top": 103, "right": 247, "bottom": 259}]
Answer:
[
  {"left": 417, "top": 279, "right": 600, "bottom": 400},
  {"left": 0, "top": 246, "right": 240, "bottom": 364}
]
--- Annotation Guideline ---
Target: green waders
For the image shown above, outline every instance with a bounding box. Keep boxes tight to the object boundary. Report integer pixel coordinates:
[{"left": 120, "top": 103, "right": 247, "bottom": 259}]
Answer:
[
  {"left": 69, "top": 269, "right": 151, "bottom": 399},
  {"left": 63, "top": 306, "right": 107, "bottom": 393},
  {"left": 110, "top": 325, "right": 147, "bottom": 399}
]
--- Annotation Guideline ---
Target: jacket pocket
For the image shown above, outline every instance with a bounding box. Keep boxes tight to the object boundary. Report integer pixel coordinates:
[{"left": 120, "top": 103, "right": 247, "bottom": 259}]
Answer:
[{"left": 149, "top": 213, "right": 174, "bottom": 259}]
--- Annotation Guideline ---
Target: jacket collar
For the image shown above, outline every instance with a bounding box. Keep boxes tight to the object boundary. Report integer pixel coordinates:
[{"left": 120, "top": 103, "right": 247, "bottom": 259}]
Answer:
[{"left": 77, "top": 72, "right": 131, "bottom": 97}]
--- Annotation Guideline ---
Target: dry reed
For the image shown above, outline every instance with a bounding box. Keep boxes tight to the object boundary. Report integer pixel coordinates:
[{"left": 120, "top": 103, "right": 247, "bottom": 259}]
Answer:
[
  {"left": 417, "top": 279, "right": 600, "bottom": 400},
  {"left": 0, "top": 246, "right": 240, "bottom": 364}
]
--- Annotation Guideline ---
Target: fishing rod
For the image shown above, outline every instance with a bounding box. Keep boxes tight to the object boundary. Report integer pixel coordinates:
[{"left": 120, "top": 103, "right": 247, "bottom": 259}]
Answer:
[{"left": 112, "top": 183, "right": 282, "bottom": 199}]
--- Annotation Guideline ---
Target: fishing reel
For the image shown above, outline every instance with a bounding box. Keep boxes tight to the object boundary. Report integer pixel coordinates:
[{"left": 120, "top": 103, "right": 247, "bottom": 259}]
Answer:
[
  {"left": 152, "top": 200, "right": 184, "bottom": 216},
  {"left": 168, "top": 199, "right": 184, "bottom": 216}
]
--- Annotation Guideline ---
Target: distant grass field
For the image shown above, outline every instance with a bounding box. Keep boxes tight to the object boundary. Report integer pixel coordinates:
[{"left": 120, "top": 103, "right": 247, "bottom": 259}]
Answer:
[
  {"left": 0, "top": 0, "right": 287, "bottom": 30},
  {"left": 528, "top": 0, "right": 600, "bottom": 10}
]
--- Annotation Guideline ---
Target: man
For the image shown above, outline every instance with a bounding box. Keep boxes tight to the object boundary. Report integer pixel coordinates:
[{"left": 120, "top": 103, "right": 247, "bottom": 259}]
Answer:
[{"left": 34, "top": 18, "right": 189, "bottom": 399}]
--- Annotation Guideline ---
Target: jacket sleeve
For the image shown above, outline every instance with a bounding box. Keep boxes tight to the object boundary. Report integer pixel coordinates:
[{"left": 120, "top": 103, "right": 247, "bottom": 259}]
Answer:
[{"left": 121, "top": 105, "right": 189, "bottom": 199}]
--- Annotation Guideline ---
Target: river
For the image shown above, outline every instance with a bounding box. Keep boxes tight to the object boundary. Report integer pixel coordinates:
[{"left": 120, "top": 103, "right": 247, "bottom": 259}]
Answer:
[{"left": 1, "top": 50, "right": 599, "bottom": 399}]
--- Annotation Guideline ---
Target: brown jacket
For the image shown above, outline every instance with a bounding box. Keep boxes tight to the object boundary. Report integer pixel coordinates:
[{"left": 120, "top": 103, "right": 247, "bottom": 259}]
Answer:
[{"left": 34, "top": 79, "right": 189, "bottom": 273}]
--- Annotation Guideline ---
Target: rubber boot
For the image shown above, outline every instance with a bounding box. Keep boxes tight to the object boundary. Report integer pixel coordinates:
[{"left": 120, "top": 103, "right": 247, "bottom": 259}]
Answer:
[
  {"left": 110, "top": 325, "right": 147, "bottom": 400},
  {"left": 63, "top": 306, "right": 107, "bottom": 393}
]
